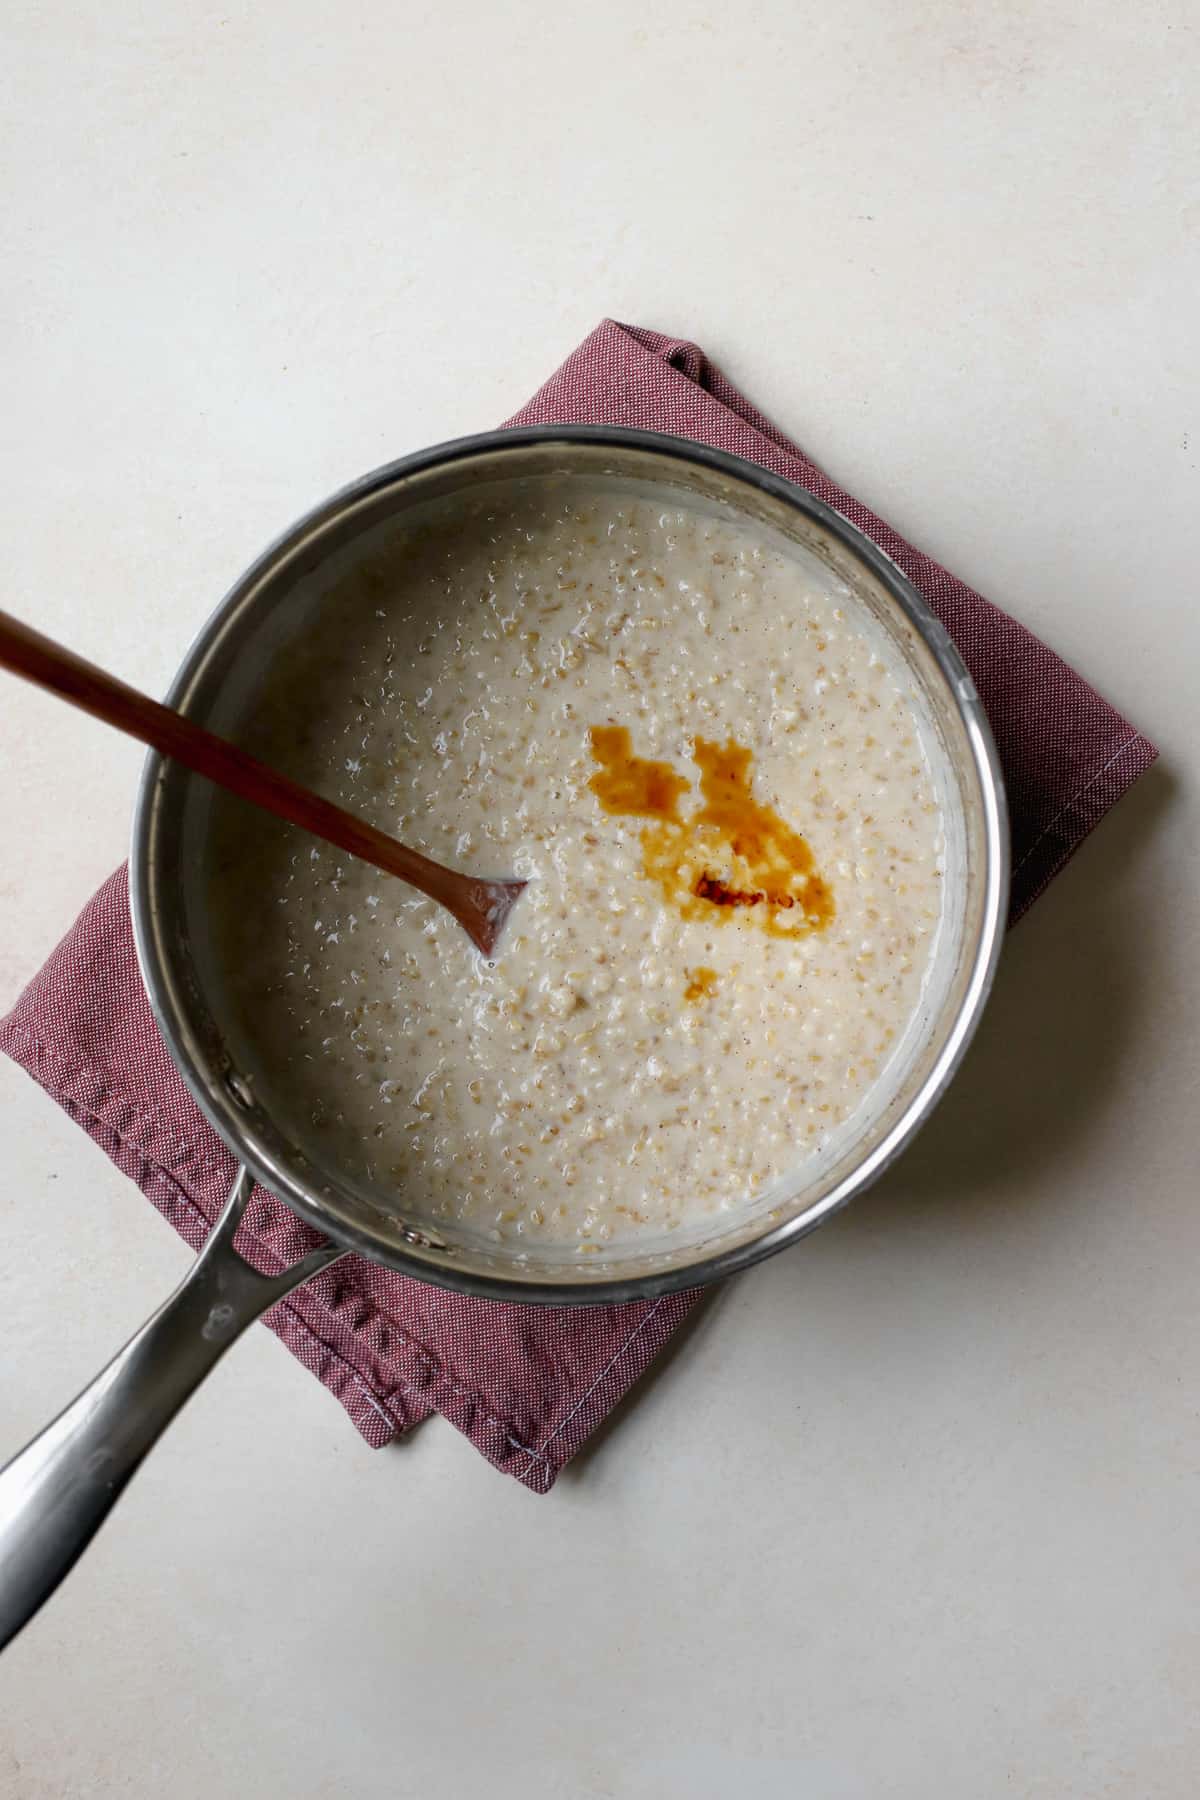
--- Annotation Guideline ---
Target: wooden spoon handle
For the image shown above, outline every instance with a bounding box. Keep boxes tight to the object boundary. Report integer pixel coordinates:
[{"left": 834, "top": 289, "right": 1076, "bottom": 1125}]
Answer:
[{"left": 0, "top": 608, "right": 493, "bottom": 931}]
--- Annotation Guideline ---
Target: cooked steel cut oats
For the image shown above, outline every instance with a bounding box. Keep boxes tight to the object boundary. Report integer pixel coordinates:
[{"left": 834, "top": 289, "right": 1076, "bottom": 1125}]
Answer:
[{"left": 210, "top": 483, "right": 944, "bottom": 1251}]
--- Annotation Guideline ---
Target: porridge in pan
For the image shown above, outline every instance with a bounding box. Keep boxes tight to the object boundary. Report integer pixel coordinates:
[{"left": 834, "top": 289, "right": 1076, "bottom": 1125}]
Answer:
[{"left": 209, "top": 483, "right": 944, "bottom": 1254}]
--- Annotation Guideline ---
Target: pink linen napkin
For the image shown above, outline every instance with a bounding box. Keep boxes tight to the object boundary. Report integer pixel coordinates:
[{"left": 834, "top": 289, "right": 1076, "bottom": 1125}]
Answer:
[{"left": 0, "top": 320, "right": 1157, "bottom": 1492}]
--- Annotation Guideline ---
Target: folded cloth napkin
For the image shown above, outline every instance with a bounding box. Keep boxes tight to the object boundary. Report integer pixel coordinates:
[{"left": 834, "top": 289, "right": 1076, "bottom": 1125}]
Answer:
[{"left": 0, "top": 319, "right": 1157, "bottom": 1492}]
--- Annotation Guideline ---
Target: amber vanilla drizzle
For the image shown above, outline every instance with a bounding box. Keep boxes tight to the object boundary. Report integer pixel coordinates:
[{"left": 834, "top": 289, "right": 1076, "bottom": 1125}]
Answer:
[{"left": 588, "top": 726, "right": 834, "bottom": 938}]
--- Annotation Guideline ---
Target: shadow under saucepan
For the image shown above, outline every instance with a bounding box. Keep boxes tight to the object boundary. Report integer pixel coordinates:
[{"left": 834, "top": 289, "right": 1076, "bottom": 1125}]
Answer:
[{"left": 839, "top": 758, "right": 1174, "bottom": 1241}]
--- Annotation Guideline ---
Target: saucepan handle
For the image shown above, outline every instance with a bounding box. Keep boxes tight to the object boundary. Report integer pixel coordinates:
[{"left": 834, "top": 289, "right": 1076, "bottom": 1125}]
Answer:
[{"left": 0, "top": 1167, "right": 344, "bottom": 1652}]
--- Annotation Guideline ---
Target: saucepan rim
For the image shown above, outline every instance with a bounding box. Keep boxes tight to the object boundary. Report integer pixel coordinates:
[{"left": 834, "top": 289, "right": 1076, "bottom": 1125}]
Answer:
[{"left": 130, "top": 424, "right": 1009, "bottom": 1304}]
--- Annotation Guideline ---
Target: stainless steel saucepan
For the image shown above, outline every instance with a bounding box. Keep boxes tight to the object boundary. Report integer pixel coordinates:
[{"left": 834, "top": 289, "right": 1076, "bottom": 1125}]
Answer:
[{"left": 0, "top": 427, "right": 1008, "bottom": 1648}]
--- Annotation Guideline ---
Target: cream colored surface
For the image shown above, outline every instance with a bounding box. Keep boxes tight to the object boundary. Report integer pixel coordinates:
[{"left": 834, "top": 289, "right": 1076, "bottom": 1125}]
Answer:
[{"left": 0, "top": 2, "right": 1196, "bottom": 1795}]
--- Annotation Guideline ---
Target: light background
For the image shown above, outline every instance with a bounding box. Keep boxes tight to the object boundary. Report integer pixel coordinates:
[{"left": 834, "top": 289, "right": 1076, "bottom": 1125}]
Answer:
[{"left": 1, "top": 3, "right": 1196, "bottom": 1795}]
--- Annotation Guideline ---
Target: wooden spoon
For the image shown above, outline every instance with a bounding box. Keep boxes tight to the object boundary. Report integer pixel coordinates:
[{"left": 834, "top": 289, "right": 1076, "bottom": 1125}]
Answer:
[{"left": 0, "top": 608, "right": 526, "bottom": 957}]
